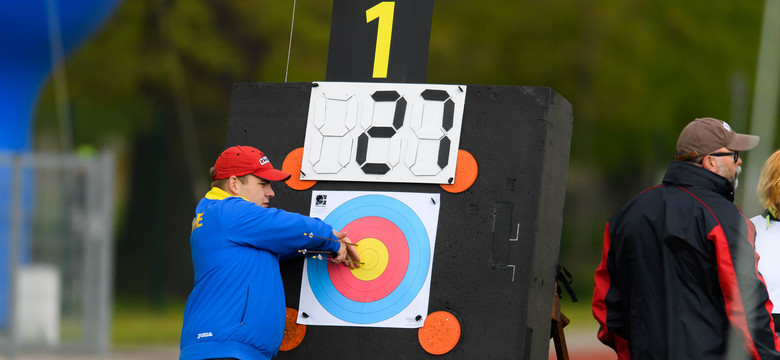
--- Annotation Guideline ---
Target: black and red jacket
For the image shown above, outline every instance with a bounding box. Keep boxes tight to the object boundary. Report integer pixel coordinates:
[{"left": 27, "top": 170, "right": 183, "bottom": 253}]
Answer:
[{"left": 593, "top": 161, "right": 780, "bottom": 359}]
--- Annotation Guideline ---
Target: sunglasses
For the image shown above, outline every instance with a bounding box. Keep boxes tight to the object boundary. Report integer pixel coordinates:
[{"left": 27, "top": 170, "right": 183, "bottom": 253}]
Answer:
[{"left": 706, "top": 150, "right": 740, "bottom": 163}]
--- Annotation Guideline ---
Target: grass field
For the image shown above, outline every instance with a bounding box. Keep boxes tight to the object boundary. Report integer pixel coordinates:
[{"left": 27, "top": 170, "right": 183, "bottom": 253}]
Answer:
[
  {"left": 559, "top": 296, "right": 597, "bottom": 332},
  {"left": 112, "top": 297, "right": 185, "bottom": 345},
  {"left": 109, "top": 296, "right": 597, "bottom": 346}
]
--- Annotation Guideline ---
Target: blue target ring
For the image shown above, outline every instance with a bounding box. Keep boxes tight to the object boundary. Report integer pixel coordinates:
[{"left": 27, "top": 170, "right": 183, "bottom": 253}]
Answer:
[{"left": 308, "top": 194, "right": 431, "bottom": 324}]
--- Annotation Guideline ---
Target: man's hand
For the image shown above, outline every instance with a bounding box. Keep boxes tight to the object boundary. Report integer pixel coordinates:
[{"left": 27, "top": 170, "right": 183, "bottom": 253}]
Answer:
[{"left": 331, "top": 230, "right": 361, "bottom": 269}]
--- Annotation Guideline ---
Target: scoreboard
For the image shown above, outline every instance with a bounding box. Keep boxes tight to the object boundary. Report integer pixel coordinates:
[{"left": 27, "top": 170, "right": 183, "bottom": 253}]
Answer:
[{"left": 301, "top": 82, "right": 466, "bottom": 183}]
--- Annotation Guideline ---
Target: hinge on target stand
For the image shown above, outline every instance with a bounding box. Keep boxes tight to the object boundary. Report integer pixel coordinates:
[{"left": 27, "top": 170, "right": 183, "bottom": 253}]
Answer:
[
  {"left": 506, "top": 223, "right": 521, "bottom": 281},
  {"left": 489, "top": 203, "right": 522, "bottom": 281}
]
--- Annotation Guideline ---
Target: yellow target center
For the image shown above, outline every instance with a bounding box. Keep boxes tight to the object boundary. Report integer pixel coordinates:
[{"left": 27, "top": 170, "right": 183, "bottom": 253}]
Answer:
[{"left": 350, "top": 238, "right": 388, "bottom": 281}]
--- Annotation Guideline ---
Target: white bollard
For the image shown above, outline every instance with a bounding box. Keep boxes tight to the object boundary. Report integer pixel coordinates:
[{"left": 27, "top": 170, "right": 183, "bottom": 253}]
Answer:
[{"left": 15, "top": 265, "right": 61, "bottom": 345}]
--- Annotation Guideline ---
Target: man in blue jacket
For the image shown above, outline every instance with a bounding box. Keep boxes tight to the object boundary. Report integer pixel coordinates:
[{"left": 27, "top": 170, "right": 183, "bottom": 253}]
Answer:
[{"left": 180, "top": 145, "right": 360, "bottom": 360}]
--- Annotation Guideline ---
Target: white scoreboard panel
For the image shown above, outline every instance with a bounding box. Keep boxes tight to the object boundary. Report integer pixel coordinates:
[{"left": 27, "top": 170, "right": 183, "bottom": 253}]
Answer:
[{"left": 301, "top": 82, "right": 467, "bottom": 184}]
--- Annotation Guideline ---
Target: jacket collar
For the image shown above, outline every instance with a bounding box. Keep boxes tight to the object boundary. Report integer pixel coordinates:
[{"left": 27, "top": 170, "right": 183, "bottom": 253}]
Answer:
[
  {"left": 205, "top": 187, "right": 249, "bottom": 202},
  {"left": 763, "top": 208, "right": 778, "bottom": 221},
  {"left": 662, "top": 161, "right": 735, "bottom": 202}
]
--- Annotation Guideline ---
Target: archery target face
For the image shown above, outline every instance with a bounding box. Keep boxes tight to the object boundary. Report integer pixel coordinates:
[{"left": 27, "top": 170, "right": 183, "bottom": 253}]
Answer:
[{"left": 298, "top": 191, "right": 440, "bottom": 328}]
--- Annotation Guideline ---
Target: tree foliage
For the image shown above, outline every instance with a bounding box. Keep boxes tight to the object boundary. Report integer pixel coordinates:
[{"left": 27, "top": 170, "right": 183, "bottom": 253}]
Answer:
[{"left": 32, "top": 0, "right": 766, "bottom": 299}]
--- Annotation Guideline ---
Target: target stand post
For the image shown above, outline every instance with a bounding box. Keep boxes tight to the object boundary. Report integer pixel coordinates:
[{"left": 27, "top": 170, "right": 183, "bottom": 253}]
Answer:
[{"left": 550, "top": 283, "right": 570, "bottom": 360}]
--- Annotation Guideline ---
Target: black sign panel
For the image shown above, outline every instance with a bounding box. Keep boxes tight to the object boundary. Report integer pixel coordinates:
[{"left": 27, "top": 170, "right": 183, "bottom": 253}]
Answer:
[
  {"left": 326, "top": 0, "right": 434, "bottom": 82},
  {"left": 226, "top": 82, "right": 573, "bottom": 359}
]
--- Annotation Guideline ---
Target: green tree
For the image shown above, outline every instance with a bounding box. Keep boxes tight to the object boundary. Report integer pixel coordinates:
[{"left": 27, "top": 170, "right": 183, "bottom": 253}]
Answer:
[{"left": 33, "top": 0, "right": 767, "bottom": 305}]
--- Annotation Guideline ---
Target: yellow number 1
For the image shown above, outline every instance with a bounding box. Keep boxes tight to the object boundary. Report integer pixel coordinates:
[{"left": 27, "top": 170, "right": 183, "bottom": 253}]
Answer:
[{"left": 366, "top": 2, "right": 395, "bottom": 78}]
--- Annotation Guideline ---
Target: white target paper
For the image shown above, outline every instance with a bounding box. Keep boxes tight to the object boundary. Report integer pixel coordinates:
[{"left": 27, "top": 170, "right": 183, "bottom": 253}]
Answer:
[{"left": 298, "top": 190, "right": 440, "bottom": 328}]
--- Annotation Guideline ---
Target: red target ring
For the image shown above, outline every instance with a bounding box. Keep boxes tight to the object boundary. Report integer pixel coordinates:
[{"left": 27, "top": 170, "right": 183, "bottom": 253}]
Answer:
[{"left": 327, "top": 217, "right": 409, "bottom": 302}]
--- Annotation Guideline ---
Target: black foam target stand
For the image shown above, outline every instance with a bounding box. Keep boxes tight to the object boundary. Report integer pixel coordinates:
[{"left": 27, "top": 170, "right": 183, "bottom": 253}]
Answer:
[{"left": 224, "top": 82, "right": 572, "bottom": 359}]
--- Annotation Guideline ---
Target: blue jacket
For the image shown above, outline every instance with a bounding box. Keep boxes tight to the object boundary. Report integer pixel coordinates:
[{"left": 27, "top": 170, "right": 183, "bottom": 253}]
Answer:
[{"left": 180, "top": 187, "right": 340, "bottom": 359}]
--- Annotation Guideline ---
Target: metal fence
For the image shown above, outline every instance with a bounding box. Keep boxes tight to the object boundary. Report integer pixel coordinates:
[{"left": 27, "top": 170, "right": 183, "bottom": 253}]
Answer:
[{"left": 0, "top": 151, "right": 115, "bottom": 357}]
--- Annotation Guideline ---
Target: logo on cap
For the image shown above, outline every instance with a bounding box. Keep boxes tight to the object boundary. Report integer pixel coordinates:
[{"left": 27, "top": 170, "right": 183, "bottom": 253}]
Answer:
[
  {"left": 258, "top": 156, "right": 270, "bottom": 166},
  {"left": 723, "top": 122, "right": 732, "bottom": 132}
]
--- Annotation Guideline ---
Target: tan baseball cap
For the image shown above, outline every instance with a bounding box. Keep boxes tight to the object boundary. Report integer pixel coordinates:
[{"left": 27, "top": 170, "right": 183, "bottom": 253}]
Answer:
[{"left": 675, "top": 117, "right": 759, "bottom": 161}]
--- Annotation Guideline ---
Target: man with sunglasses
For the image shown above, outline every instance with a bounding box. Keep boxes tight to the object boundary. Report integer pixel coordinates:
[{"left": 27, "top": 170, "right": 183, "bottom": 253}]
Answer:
[{"left": 594, "top": 118, "right": 780, "bottom": 359}]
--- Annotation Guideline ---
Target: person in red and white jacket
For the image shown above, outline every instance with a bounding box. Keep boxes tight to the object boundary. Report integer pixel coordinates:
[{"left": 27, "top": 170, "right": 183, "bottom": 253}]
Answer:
[{"left": 593, "top": 118, "right": 780, "bottom": 359}]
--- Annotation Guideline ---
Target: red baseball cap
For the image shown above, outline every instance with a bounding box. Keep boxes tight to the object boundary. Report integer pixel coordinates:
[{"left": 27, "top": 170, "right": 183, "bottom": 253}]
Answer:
[{"left": 212, "top": 145, "right": 291, "bottom": 181}]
